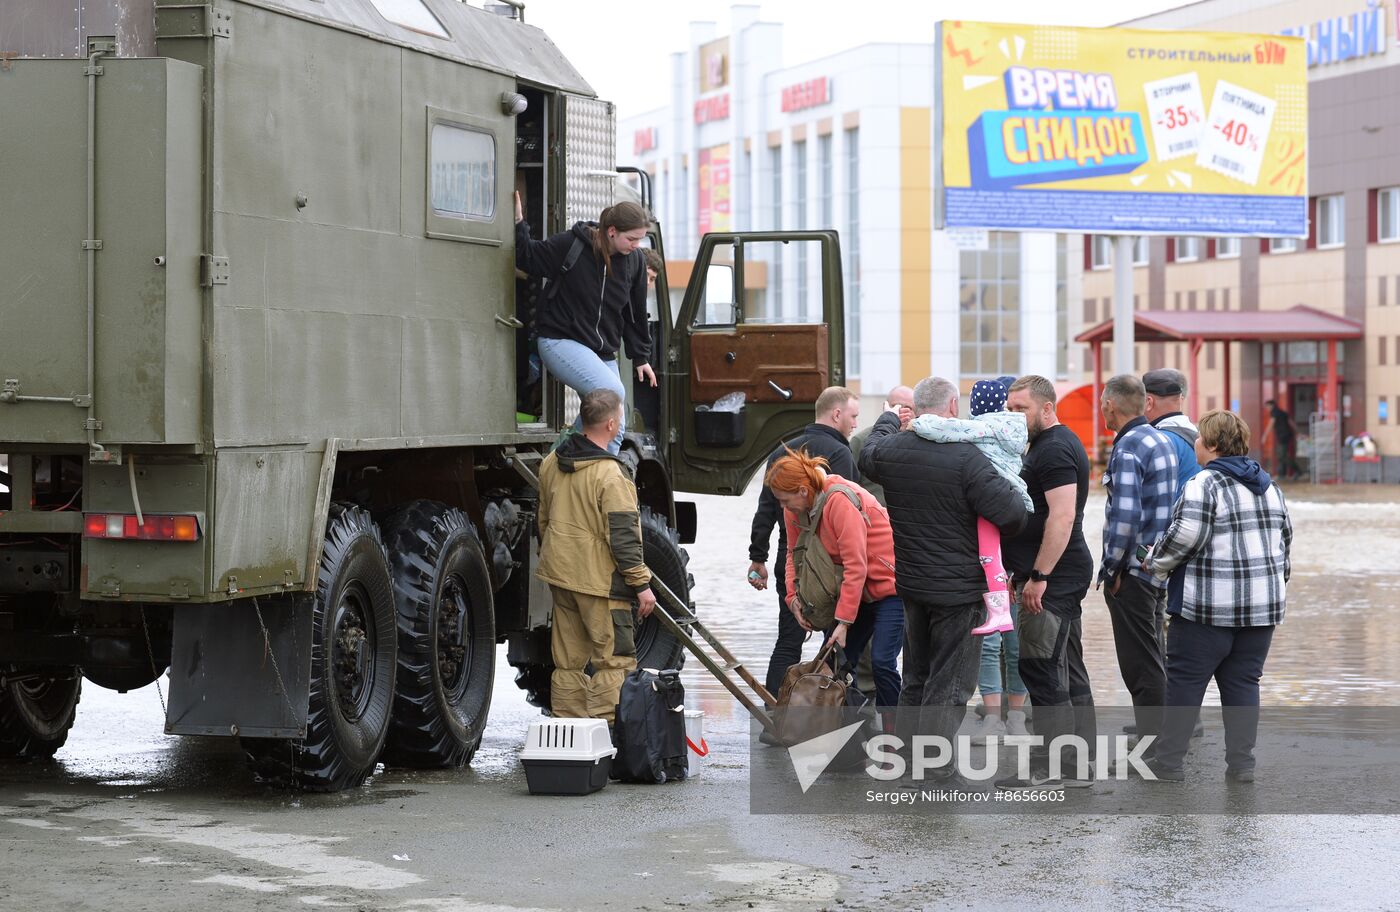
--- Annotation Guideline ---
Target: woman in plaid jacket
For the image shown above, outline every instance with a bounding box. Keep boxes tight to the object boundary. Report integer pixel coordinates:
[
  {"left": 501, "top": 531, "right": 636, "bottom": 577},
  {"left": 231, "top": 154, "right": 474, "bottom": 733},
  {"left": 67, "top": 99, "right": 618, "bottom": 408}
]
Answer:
[{"left": 1142, "top": 410, "right": 1293, "bottom": 783}]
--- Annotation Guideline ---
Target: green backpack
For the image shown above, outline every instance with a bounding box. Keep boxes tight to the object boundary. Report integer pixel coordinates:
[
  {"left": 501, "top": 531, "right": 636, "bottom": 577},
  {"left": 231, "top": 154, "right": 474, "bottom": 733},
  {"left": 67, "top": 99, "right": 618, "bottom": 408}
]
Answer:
[{"left": 790, "top": 484, "right": 869, "bottom": 631}]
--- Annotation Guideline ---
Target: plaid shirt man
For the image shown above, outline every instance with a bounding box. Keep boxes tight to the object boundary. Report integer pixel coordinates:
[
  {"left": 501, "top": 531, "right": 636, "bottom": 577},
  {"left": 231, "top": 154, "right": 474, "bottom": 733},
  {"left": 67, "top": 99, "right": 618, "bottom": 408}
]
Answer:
[
  {"left": 1100, "top": 416, "right": 1178, "bottom": 587},
  {"left": 1148, "top": 470, "right": 1293, "bottom": 626}
]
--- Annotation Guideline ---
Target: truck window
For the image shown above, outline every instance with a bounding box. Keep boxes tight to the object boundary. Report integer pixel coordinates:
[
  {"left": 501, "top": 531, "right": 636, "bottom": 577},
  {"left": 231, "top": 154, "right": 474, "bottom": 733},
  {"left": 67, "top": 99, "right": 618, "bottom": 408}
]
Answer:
[
  {"left": 698, "top": 263, "right": 737, "bottom": 327},
  {"left": 430, "top": 124, "right": 496, "bottom": 220},
  {"left": 737, "top": 239, "right": 825, "bottom": 324}
]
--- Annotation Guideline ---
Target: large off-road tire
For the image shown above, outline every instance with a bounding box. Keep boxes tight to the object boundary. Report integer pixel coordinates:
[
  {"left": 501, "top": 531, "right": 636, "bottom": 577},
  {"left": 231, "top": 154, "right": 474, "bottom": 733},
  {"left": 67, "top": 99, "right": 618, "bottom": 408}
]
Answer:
[
  {"left": 379, "top": 500, "right": 495, "bottom": 769},
  {"left": 510, "top": 507, "right": 693, "bottom": 713},
  {"left": 0, "top": 669, "right": 81, "bottom": 760},
  {"left": 636, "top": 507, "right": 692, "bottom": 672},
  {"left": 244, "top": 504, "right": 396, "bottom": 791}
]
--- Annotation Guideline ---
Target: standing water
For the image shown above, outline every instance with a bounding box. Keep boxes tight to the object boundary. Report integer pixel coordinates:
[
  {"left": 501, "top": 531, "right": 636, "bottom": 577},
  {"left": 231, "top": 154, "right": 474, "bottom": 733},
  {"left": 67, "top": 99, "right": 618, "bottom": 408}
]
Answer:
[{"left": 678, "top": 483, "right": 1400, "bottom": 726}]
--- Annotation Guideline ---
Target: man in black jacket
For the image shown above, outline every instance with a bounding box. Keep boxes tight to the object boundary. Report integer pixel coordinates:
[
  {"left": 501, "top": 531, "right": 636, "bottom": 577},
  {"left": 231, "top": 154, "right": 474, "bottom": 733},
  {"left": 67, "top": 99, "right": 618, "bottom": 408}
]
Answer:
[
  {"left": 859, "top": 377, "right": 1027, "bottom": 779},
  {"left": 747, "top": 386, "right": 860, "bottom": 700}
]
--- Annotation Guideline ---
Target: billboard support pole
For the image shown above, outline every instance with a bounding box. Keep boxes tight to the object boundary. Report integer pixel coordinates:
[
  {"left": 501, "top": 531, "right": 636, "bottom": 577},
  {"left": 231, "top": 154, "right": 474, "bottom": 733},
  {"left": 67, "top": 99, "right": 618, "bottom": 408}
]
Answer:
[{"left": 1113, "top": 235, "right": 1135, "bottom": 376}]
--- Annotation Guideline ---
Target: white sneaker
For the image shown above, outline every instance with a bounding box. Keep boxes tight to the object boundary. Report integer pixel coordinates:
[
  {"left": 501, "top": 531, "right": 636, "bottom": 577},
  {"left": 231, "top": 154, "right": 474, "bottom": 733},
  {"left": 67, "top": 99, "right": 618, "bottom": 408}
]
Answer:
[
  {"left": 1005, "top": 710, "right": 1030, "bottom": 737},
  {"left": 966, "top": 713, "right": 1006, "bottom": 743},
  {"left": 955, "top": 708, "right": 981, "bottom": 738}
]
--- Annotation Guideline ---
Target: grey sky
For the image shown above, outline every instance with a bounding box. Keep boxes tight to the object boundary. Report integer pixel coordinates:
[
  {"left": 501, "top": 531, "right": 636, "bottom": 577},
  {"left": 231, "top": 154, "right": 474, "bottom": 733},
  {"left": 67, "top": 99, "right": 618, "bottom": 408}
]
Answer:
[{"left": 514, "top": 0, "right": 1198, "bottom": 117}]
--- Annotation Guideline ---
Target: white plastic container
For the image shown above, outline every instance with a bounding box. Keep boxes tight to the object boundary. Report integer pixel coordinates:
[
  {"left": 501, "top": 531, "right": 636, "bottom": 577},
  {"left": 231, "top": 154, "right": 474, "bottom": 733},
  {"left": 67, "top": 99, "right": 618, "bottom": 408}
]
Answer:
[
  {"left": 520, "top": 719, "right": 617, "bottom": 795},
  {"left": 684, "top": 709, "right": 708, "bottom": 778}
]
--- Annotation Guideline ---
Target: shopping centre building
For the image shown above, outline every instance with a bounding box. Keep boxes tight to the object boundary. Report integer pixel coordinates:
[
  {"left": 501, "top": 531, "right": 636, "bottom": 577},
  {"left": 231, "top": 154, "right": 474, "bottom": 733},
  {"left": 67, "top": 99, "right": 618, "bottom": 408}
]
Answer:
[{"left": 619, "top": 1, "right": 1400, "bottom": 474}]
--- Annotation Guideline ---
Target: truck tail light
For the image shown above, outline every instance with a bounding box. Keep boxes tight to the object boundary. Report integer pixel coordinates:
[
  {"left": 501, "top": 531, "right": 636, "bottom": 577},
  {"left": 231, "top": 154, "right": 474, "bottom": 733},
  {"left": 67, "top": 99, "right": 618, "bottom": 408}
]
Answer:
[{"left": 83, "top": 513, "right": 200, "bottom": 541}]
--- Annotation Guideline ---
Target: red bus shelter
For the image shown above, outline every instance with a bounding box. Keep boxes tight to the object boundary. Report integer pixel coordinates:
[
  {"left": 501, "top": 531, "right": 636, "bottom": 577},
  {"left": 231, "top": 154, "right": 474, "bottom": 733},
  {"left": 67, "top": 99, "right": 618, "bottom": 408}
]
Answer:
[{"left": 1074, "top": 305, "right": 1363, "bottom": 453}]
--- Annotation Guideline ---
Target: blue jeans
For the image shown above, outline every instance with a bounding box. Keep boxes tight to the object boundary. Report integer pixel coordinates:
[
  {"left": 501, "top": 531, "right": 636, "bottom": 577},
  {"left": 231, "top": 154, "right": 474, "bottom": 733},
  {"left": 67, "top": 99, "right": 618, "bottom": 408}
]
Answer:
[
  {"left": 537, "top": 337, "right": 626, "bottom": 454},
  {"left": 840, "top": 595, "right": 905, "bottom": 710},
  {"left": 977, "top": 601, "right": 1027, "bottom": 697}
]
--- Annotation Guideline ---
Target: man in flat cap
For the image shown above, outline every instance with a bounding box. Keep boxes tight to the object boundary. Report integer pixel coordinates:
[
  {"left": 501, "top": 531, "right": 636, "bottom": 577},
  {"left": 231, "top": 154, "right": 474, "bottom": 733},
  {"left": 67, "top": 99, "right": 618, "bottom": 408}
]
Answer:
[{"left": 1142, "top": 369, "right": 1201, "bottom": 499}]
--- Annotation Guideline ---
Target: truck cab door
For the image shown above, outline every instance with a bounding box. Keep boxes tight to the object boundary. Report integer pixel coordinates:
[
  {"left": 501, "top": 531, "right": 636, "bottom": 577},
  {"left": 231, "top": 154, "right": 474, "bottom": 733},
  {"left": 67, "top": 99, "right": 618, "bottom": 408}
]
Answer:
[{"left": 666, "top": 231, "right": 844, "bottom": 495}]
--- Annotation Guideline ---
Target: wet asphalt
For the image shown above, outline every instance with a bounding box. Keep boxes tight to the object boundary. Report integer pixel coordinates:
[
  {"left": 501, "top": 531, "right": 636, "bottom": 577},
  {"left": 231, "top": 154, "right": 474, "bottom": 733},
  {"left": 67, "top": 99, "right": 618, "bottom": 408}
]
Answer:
[{"left": 3, "top": 484, "right": 1400, "bottom": 910}]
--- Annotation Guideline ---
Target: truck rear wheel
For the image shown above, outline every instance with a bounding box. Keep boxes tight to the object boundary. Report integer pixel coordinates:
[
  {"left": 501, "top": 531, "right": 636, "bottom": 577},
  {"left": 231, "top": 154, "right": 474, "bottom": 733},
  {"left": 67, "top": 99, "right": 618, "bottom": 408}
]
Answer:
[
  {"left": 636, "top": 507, "right": 692, "bottom": 672},
  {"left": 510, "top": 507, "right": 692, "bottom": 713},
  {"left": 0, "top": 669, "right": 81, "bottom": 760},
  {"left": 244, "top": 505, "right": 396, "bottom": 791},
  {"left": 379, "top": 501, "right": 495, "bottom": 768}
]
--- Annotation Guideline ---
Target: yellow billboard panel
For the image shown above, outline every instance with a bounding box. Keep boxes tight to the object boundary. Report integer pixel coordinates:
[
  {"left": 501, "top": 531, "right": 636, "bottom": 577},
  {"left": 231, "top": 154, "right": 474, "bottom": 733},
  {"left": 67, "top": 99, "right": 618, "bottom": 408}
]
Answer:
[{"left": 938, "top": 21, "right": 1308, "bottom": 236}]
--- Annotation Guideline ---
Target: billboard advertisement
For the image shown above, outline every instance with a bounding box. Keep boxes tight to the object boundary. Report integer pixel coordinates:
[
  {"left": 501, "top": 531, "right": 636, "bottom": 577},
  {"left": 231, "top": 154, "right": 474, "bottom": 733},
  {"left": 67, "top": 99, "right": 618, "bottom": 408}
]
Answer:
[{"left": 938, "top": 21, "right": 1309, "bottom": 236}]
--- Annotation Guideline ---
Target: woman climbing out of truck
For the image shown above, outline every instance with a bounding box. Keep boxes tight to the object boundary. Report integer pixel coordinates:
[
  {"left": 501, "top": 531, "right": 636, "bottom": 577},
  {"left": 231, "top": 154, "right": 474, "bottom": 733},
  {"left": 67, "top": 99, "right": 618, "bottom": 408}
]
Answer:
[{"left": 514, "top": 192, "right": 657, "bottom": 455}]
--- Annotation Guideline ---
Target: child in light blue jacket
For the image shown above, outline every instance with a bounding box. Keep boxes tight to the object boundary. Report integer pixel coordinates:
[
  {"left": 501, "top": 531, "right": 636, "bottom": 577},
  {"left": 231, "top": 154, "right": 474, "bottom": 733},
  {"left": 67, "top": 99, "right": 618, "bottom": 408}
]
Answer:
[{"left": 911, "top": 379, "right": 1030, "bottom": 636}]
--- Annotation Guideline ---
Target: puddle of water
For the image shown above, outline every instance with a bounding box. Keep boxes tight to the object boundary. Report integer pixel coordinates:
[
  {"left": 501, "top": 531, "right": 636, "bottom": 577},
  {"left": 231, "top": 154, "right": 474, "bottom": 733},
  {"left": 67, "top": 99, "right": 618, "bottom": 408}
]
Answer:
[
  {"left": 21, "top": 793, "right": 424, "bottom": 891},
  {"left": 5, "top": 817, "right": 72, "bottom": 830},
  {"left": 194, "top": 873, "right": 286, "bottom": 892}
]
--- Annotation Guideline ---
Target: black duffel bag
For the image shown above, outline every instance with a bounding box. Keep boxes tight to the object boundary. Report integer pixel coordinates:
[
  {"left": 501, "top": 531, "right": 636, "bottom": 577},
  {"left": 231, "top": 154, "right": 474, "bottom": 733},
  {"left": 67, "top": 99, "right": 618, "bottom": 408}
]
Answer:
[{"left": 613, "top": 668, "right": 688, "bottom": 783}]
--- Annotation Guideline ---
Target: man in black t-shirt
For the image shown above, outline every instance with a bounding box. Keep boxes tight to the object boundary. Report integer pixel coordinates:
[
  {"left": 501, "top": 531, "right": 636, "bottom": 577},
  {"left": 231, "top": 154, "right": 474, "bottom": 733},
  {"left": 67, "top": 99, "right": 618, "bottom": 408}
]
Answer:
[{"left": 998, "top": 375, "right": 1097, "bottom": 789}]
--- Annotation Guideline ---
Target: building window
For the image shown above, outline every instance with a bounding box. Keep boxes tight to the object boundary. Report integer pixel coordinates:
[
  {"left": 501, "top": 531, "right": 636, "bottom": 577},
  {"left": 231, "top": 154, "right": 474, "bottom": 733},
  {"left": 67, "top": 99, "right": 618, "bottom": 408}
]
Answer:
[
  {"left": 1090, "top": 235, "right": 1112, "bottom": 270},
  {"left": 769, "top": 146, "right": 783, "bottom": 314},
  {"left": 818, "top": 134, "right": 833, "bottom": 228},
  {"left": 769, "top": 146, "right": 782, "bottom": 230},
  {"left": 1379, "top": 187, "right": 1400, "bottom": 243},
  {"left": 737, "top": 150, "right": 751, "bottom": 231},
  {"left": 958, "top": 232, "right": 1021, "bottom": 378},
  {"left": 1317, "top": 194, "right": 1345, "bottom": 248},
  {"left": 1175, "top": 236, "right": 1200, "bottom": 262},
  {"left": 1270, "top": 237, "right": 1297, "bottom": 254},
  {"left": 845, "top": 128, "right": 860, "bottom": 377},
  {"left": 1056, "top": 236, "right": 1068, "bottom": 378},
  {"left": 1216, "top": 236, "right": 1240, "bottom": 258},
  {"left": 794, "top": 140, "right": 809, "bottom": 319},
  {"left": 677, "top": 162, "right": 689, "bottom": 249},
  {"left": 1089, "top": 235, "right": 1146, "bottom": 267}
]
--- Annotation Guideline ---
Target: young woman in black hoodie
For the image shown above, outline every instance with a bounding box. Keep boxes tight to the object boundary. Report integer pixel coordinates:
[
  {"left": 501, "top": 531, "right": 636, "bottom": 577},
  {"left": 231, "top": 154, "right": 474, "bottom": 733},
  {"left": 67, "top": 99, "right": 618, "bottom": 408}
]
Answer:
[{"left": 515, "top": 193, "right": 656, "bottom": 454}]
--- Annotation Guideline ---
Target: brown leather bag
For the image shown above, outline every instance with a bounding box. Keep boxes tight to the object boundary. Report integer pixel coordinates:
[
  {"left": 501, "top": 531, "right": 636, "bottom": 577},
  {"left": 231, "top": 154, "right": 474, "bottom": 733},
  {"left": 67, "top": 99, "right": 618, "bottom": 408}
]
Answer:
[{"left": 773, "top": 640, "right": 849, "bottom": 747}]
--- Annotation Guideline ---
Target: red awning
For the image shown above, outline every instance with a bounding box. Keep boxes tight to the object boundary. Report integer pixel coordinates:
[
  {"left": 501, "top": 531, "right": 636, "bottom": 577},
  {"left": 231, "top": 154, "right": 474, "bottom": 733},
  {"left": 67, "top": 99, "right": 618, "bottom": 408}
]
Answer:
[{"left": 1074, "top": 305, "right": 1363, "bottom": 345}]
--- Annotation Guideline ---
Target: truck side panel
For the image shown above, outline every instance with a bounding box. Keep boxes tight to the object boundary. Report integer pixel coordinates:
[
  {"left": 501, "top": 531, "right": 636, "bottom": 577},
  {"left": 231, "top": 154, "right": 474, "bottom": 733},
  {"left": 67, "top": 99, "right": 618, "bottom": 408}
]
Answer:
[{"left": 0, "top": 58, "right": 203, "bottom": 446}]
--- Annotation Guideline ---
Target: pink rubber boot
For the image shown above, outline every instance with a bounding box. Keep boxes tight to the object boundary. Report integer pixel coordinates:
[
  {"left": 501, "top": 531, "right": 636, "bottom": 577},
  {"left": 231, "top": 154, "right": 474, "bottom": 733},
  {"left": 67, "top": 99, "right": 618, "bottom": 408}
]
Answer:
[
  {"left": 972, "top": 588, "right": 1015, "bottom": 636},
  {"left": 972, "top": 517, "right": 1015, "bottom": 635}
]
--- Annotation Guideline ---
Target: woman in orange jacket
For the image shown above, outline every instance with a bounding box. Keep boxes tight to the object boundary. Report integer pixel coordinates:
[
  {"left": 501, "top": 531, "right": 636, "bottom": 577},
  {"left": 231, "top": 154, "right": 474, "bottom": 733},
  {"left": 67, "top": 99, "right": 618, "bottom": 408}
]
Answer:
[{"left": 766, "top": 449, "right": 904, "bottom": 711}]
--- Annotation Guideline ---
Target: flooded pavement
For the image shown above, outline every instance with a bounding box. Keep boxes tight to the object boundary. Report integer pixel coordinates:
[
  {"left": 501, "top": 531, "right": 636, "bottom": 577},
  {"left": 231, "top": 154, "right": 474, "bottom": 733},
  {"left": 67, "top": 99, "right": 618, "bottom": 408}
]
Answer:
[{"left": 4, "top": 483, "right": 1400, "bottom": 910}]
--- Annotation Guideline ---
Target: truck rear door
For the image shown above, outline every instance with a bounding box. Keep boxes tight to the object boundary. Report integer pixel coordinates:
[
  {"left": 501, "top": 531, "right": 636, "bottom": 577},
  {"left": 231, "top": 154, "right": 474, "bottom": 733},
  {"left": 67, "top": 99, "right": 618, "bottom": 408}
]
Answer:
[{"left": 667, "top": 231, "right": 844, "bottom": 495}]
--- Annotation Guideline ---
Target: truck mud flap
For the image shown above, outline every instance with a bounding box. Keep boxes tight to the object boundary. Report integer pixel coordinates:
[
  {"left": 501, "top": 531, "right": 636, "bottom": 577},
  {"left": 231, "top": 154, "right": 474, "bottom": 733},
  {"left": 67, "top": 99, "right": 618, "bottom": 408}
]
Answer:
[{"left": 166, "top": 595, "right": 312, "bottom": 738}]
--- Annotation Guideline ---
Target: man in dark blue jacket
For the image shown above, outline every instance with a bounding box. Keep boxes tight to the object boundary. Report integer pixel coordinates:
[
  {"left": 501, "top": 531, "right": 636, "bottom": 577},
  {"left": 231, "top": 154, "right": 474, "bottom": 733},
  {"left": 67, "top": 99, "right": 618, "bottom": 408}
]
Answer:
[
  {"left": 748, "top": 387, "right": 860, "bottom": 701},
  {"left": 859, "top": 377, "right": 1027, "bottom": 782}
]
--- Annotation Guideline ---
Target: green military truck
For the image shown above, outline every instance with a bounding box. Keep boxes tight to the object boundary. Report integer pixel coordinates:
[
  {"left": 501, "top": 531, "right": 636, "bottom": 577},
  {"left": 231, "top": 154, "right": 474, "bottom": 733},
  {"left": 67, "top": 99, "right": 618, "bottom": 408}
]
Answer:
[{"left": 0, "top": 0, "right": 845, "bottom": 791}]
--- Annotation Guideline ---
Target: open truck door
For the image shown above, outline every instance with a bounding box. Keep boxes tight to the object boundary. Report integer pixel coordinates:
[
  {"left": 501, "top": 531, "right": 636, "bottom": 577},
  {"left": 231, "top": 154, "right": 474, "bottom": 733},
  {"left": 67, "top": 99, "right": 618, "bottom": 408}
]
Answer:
[{"left": 667, "top": 231, "right": 845, "bottom": 495}]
